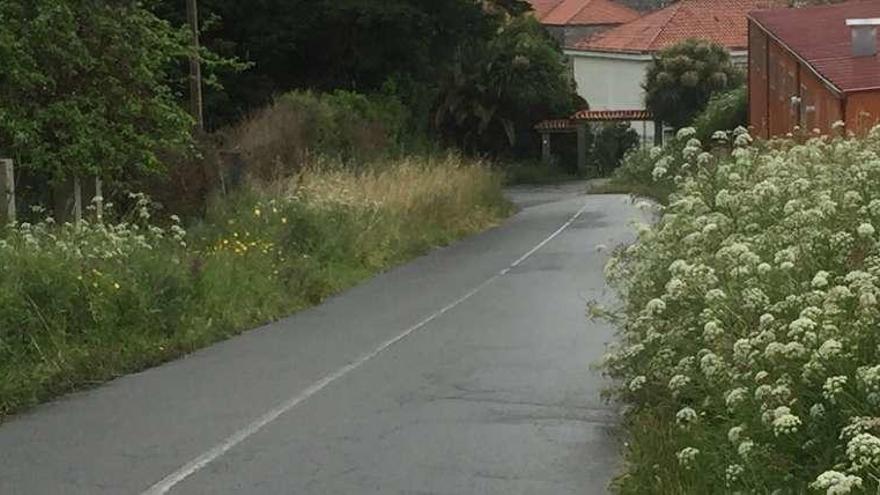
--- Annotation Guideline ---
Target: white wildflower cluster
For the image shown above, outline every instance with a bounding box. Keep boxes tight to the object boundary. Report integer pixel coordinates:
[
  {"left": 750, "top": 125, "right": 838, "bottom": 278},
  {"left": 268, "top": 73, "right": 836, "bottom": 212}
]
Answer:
[
  {"left": 602, "top": 127, "right": 880, "bottom": 491},
  {"left": 0, "top": 194, "right": 186, "bottom": 262},
  {"left": 771, "top": 407, "right": 802, "bottom": 436},
  {"left": 811, "top": 471, "right": 863, "bottom": 495},
  {"left": 675, "top": 406, "right": 698, "bottom": 428},
  {"left": 676, "top": 447, "right": 700, "bottom": 469},
  {"left": 725, "top": 464, "right": 745, "bottom": 487},
  {"left": 846, "top": 433, "right": 880, "bottom": 471}
]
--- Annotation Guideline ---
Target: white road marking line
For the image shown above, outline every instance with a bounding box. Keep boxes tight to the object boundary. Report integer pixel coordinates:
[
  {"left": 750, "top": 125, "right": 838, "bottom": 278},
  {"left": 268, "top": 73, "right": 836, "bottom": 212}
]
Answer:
[{"left": 141, "top": 200, "right": 592, "bottom": 495}]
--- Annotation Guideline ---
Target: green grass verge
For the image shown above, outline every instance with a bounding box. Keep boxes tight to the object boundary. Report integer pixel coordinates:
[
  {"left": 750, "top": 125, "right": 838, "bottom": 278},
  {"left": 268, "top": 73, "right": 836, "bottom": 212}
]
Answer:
[
  {"left": 0, "top": 155, "right": 512, "bottom": 419},
  {"left": 588, "top": 178, "right": 672, "bottom": 205}
]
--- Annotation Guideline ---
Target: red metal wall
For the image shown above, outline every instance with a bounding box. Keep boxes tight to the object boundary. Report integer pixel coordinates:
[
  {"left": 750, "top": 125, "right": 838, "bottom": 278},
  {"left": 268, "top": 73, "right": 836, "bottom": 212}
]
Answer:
[
  {"left": 767, "top": 39, "right": 800, "bottom": 137},
  {"left": 846, "top": 92, "right": 880, "bottom": 135},
  {"left": 749, "top": 21, "right": 850, "bottom": 138},
  {"left": 748, "top": 21, "right": 769, "bottom": 138},
  {"left": 799, "top": 67, "right": 843, "bottom": 135}
]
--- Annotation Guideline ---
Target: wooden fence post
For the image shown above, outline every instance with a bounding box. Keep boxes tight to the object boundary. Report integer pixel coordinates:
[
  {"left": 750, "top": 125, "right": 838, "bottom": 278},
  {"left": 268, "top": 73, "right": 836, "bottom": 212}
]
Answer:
[
  {"left": 576, "top": 123, "right": 588, "bottom": 174},
  {"left": 541, "top": 132, "right": 552, "bottom": 165},
  {"left": 0, "top": 159, "right": 14, "bottom": 224},
  {"left": 94, "top": 177, "right": 103, "bottom": 223},
  {"left": 73, "top": 176, "right": 82, "bottom": 227}
]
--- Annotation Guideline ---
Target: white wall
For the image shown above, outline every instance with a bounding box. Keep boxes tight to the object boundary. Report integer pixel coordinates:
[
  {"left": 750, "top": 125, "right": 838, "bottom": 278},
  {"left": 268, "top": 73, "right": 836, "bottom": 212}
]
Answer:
[
  {"left": 566, "top": 51, "right": 655, "bottom": 143},
  {"left": 569, "top": 52, "right": 650, "bottom": 110},
  {"left": 565, "top": 50, "right": 748, "bottom": 145}
]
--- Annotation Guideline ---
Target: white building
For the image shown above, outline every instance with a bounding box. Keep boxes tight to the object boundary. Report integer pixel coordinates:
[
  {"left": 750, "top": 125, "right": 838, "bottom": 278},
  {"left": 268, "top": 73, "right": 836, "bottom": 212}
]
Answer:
[{"left": 563, "top": 0, "right": 777, "bottom": 142}]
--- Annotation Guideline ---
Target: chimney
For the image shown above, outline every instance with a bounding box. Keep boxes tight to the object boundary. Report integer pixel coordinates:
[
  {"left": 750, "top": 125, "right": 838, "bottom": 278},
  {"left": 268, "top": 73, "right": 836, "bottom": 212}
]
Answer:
[{"left": 847, "top": 18, "right": 880, "bottom": 57}]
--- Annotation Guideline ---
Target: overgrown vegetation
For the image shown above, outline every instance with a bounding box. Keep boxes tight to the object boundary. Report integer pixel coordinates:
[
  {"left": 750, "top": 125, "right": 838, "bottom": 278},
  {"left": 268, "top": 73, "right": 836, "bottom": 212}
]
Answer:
[
  {"left": 644, "top": 39, "right": 743, "bottom": 129},
  {"left": 600, "top": 126, "right": 880, "bottom": 493},
  {"left": 693, "top": 86, "right": 748, "bottom": 142},
  {"left": 590, "top": 123, "right": 641, "bottom": 175},
  {"left": 149, "top": 0, "right": 579, "bottom": 159},
  {"left": 595, "top": 128, "right": 702, "bottom": 203},
  {"left": 223, "top": 90, "right": 411, "bottom": 175},
  {"left": 0, "top": 0, "right": 195, "bottom": 180},
  {"left": 0, "top": 155, "right": 509, "bottom": 418},
  {"left": 0, "top": 0, "right": 571, "bottom": 417}
]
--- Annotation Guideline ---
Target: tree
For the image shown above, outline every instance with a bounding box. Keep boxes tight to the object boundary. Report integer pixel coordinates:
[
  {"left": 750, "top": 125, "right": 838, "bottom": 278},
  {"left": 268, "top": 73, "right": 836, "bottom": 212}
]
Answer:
[
  {"left": 433, "top": 15, "right": 582, "bottom": 155},
  {"left": 692, "top": 86, "right": 747, "bottom": 142},
  {"left": 591, "top": 123, "right": 640, "bottom": 174},
  {"left": 644, "top": 39, "right": 743, "bottom": 129},
  {"left": 0, "top": 0, "right": 194, "bottom": 182},
  {"left": 150, "top": 0, "right": 540, "bottom": 129}
]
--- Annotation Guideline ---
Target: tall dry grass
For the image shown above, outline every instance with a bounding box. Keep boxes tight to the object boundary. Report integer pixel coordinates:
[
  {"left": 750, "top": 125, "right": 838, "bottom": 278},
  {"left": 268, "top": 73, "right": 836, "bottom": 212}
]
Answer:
[{"left": 293, "top": 154, "right": 504, "bottom": 232}]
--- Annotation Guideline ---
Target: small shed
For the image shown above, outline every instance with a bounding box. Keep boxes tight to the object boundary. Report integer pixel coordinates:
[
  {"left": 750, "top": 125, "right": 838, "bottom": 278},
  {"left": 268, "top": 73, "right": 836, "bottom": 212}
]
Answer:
[{"left": 748, "top": 1, "right": 880, "bottom": 138}]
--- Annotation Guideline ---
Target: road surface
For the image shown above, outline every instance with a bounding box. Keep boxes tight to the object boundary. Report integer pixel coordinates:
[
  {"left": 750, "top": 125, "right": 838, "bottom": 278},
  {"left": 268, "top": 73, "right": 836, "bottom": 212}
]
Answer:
[{"left": 0, "top": 185, "right": 644, "bottom": 494}]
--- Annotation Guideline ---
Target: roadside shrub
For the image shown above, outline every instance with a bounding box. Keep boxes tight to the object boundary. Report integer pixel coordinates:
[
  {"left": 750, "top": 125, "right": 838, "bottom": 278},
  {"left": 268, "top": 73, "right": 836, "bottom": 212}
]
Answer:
[
  {"left": 605, "top": 127, "right": 710, "bottom": 202},
  {"left": 591, "top": 122, "right": 640, "bottom": 175},
  {"left": 644, "top": 39, "right": 743, "bottom": 129},
  {"left": 224, "top": 90, "right": 408, "bottom": 179},
  {"left": 602, "top": 126, "right": 880, "bottom": 493},
  {"left": 693, "top": 86, "right": 747, "bottom": 142},
  {"left": 0, "top": 155, "right": 509, "bottom": 417}
]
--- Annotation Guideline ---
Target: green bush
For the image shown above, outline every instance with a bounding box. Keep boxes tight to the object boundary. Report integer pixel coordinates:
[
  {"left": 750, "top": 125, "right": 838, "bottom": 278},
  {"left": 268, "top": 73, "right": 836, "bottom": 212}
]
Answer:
[
  {"left": 603, "top": 127, "right": 712, "bottom": 203},
  {"left": 693, "top": 86, "right": 747, "bottom": 142},
  {"left": 644, "top": 39, "right": 744, "bottom": 129},
  {"left": 226, "top": 90, "right": 410, "bottom": 179},
  {"left": 591, "top": 122, "right": 641, "bottom": 175},
  {"left": 601, "top": 127, "right": 880, "bottom": 493}
]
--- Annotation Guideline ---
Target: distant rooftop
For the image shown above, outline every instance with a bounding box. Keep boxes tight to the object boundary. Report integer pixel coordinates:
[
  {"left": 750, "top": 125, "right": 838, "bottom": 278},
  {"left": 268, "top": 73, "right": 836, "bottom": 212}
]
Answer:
[
  {"left": 750, "top": 0, "right": 880, "bottom": 94},
  {"left": 571, "top": 0, "right": 783, "bottom": 53},
  {"left": 527, "top": 0, "right": 640, "bottom": 27}
]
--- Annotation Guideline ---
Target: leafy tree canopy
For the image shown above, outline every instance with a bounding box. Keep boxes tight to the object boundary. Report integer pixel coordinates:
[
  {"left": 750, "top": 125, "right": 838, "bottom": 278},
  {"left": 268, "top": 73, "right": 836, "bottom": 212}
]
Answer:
[
  {"left": 0, "top": 0, "right": 196, "bottom": 181},
  {"left": 149, "top": 0, "right": 570, "bottom": 157},
  {"left": 433, "top": 15, "right": 582, "bottom": 155},
  {"left": 644, "top": 39, "right": 744, "bottom": 129}
]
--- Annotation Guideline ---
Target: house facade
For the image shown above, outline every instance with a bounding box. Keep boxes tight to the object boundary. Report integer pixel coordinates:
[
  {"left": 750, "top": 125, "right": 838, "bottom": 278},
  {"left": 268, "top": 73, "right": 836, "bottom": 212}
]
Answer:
[
  {"left": 565, "top": 0, "right": 782, "bottom": 142},
  {"left": 527, "top": 0, "right": 640, "bottom": 46},
  {"left": 748, "top": 1, "right": 880, "bottom": 138}
]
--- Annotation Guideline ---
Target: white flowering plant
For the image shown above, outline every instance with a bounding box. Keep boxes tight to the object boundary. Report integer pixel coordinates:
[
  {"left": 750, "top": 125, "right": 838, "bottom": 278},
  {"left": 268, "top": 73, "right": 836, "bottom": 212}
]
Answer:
[
  {"left": 603, "top": 127, "right": 880, "bottom": 493},
  {"left": 609, "top": 127, "right": 761, "bottom": 204}
]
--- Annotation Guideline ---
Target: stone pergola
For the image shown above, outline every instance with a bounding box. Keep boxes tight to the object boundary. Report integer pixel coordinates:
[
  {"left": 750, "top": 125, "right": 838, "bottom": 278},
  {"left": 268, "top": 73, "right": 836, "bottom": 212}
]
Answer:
[{"left": 535, "top": 109, "right": 658, "bottom": 172}]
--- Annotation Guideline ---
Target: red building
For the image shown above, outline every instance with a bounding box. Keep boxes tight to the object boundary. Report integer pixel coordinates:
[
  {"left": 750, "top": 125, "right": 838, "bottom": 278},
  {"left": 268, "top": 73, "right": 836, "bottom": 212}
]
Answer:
[{"left": 748, "top": 1, "right": 880, "bottom": 138}]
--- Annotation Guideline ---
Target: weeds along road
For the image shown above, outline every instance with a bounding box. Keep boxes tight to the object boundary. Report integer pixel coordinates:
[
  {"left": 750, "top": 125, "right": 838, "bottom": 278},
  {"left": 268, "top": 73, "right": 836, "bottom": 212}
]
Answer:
[{"left": 0, "top": 183, "right": 646, "bottom": 495}]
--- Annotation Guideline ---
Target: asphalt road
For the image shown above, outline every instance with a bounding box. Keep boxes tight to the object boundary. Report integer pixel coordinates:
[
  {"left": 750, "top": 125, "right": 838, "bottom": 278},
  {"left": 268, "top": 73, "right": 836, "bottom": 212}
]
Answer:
[{"left": 0, "top": 185, "right": 644, "bottom": 495}]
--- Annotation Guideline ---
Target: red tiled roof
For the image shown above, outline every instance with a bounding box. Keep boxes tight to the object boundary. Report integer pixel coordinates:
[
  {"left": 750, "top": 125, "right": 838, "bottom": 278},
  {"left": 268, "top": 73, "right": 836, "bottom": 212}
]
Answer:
[
  {"left": 750, "top": 1, "right": 880, "bottom": 94},
  {"left": 528, "top": 0, "right": 639, "bottom": 26},
  {"left": 572, "top": 109, "right": 654, "bottom": 120},
  {"left": 571, "top": 0, "right": 784, "bottom": 54},
  {"left": 529, "top": 0, "right": 564, "bottom": 19},
  {"left": 535, "top": 119, "right": 576, "bottom": 130},
  {"left": 535, "top": 109, "right": 654, "bottom": 130}
]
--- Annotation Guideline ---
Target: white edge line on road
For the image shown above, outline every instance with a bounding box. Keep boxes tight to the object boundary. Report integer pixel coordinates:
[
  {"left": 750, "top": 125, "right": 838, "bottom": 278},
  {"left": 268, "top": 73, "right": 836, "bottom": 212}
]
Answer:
[{"left": 141, "top": 200, "right": 592, "bottom": 495}]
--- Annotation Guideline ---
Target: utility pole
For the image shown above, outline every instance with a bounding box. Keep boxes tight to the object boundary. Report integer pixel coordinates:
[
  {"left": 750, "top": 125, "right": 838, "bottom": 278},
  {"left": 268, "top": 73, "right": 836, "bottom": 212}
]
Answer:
[{"left": 186, "top": 0, "right": 204, "bottom": 132}]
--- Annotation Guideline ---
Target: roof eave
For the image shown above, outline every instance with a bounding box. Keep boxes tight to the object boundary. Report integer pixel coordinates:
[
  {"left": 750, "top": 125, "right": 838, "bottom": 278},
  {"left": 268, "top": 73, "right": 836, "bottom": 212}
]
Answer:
[
  {"left": 565, "top": 47, "right": 655, "bottom": 58},
  {"left": 844, "top": 86, "right": 880, "bottom": 95}
]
